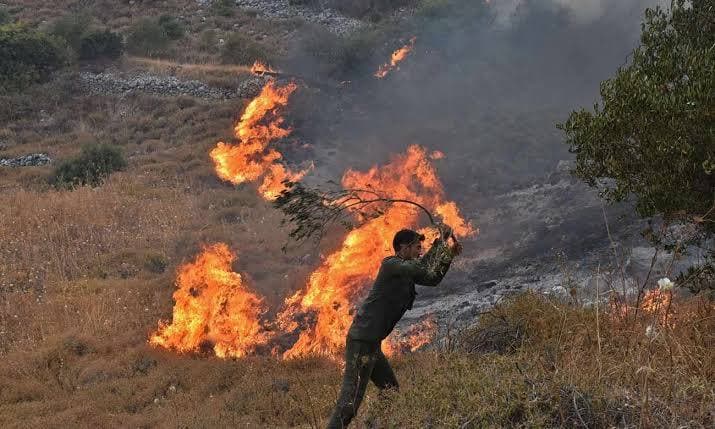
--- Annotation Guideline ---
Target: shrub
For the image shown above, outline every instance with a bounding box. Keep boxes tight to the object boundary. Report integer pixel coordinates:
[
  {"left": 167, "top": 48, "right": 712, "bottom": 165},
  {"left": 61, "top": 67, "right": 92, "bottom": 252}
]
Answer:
[
  {"left": 211, "top": 0, "right": 235, "bottom": 17},
  {"left": 50, "top": 144, "right": 127, "bottom": 188},
  {"left": 220, "top": 32, "right": 273, "bottom": 65},
  {"left": 126, "top": 18, "right": 170, "bottom": 57},
  {"left": 158, "top": 15, "right": 184, "bottom": 40},
  {"left": 0, "top": 8, "right": 12, "bottom": 25},
  {"left": 0, "top": 24, "right": 67, "bottom": 92},
  {"left": 79, "top": 30, "right": 123, "bottom": 60},
  {"left": 49, "top": 13, "right": 91, "bottom": 52},
  {"left": 326, "top": 0, "right": 411, "bottom": 18}
]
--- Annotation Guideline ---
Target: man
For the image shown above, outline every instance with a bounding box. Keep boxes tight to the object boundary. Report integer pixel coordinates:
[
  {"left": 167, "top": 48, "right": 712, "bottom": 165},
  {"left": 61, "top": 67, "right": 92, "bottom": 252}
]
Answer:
[{"left": 327, "top": 224, "right": 462, "bottom": 428}]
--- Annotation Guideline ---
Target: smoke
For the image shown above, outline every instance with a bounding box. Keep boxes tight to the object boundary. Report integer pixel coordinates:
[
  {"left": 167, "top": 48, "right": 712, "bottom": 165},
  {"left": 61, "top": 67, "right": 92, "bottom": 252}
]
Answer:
[{"left": 491, "top": 0, "right": 668, "bottom": 26}]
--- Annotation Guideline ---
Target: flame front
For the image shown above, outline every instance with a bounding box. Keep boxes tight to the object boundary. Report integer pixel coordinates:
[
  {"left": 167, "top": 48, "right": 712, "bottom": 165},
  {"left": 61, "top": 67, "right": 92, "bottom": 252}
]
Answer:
[
  {"left": 250, "top": 60, "right": 275, "bottom": 75},
  {"left": 279, "top": 145, "right": 474, "bottom": 359},
  {"left": 375, "top": 36, "right": 417, "bottom": 79},
  {"left": 150, "top": 243, "right": 270, "bottom": 358},
  {"left": 210, "top": 81, "right": 307, "bottom": 200}
]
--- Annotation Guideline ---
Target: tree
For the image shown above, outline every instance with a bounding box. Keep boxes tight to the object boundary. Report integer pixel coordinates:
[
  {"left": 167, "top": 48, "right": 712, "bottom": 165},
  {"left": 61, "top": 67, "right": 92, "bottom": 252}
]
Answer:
[
  {"left": 0, "top": 24, "right": 67, "bottom": 92},
  {"left": 559, "top": 0, "right": 714, "bottom": 292}
]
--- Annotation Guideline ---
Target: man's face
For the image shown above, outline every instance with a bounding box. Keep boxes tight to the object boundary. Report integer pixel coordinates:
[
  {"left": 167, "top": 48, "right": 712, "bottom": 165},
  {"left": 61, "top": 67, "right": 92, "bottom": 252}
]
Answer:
[{"left": 399, "top": 240, "right": 422, "bottom": 260}]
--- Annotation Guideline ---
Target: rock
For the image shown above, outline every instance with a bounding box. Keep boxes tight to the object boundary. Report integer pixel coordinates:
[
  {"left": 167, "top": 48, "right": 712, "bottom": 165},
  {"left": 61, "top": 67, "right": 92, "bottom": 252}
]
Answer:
[
  {"left": 78, "top": 71, "right": 245, "bottom": 99},
  {"left": 0, "top": 153, "right": 52, "bottom": 167},
  {"left": 233, "top": 0, "right": 365, "bottom": 36}
]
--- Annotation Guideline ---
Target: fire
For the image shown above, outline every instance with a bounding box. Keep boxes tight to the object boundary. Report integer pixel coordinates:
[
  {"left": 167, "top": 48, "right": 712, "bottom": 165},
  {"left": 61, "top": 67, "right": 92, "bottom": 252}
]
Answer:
[
  {"left": 250, "top": 60, "right": 275, "bottom": 75},
  {"left": 150, "top": 243, "right": 270, "bottom": 358},
  {"left": 384, "top": 315, "right": 438, "bottom": 356},
  {"left": 279, "top": 145, "right": 474, "bottom": 359},
  {"left": 375, "top": 36, "right": 417, "bottom": 79},
  {"left": 209, "top": 80, "right": 307, "bottom": 200}
]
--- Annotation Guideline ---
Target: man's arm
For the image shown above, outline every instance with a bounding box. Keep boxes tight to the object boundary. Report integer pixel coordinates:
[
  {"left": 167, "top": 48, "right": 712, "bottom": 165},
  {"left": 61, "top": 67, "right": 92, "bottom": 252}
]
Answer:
[{"left": 388, "top": 225, "right": 460, "bottom": 286}]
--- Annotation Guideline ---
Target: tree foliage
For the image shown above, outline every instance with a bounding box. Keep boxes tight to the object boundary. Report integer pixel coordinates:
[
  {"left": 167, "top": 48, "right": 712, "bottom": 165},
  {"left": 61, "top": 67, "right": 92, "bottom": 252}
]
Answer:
[
  {"left": 559, "top": 0, "right": 714, "bottom": 228},
  {"left": 560, "top": 0, "right": 714, "bottom": 293},
  {"left": 79, "top": 29, "right": 124, "bottom": 60},
  {"left": 0, "top": 24, "right": 67, "bottom": 92}
]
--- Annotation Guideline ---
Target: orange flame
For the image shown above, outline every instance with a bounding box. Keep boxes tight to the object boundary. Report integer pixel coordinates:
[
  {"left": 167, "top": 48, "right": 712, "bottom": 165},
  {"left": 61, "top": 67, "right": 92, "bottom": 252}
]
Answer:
[
  {"left": 384, "top": 315, "right": 438, "bottom": 356},
  {"left": 375, "top": 36, "right": 417, "bottom": 79},
  {"left": 279, "top": 145, "right": 474, "bottom": 359},
  {"left": 250, "top": 60, "right": 275, "bottom": 75},
  {"left": 150, "top": 243, "right": 270, "bottom": 358},
  {"left": 209, "top": 81, "right": 307, "bottom": 200}
]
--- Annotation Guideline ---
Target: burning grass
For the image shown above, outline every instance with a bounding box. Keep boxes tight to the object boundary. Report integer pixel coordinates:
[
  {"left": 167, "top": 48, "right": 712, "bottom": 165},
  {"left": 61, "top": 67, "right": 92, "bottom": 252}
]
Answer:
[{"left": 0, "top": 291, "right": 711, "bottom": 427}]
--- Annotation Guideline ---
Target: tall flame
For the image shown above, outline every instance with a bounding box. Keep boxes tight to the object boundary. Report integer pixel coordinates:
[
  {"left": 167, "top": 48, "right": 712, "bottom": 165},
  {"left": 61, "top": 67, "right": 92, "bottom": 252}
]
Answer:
[
  {"left": 279, "top": 145, "right": 474, "bottom": 359},
  {"left": 375, "top": 36, "right": 417, "bottom": 79},
  {"left": 150, "top": 243, "right": 271, "bottom": 358},
  {"left": 210, "top": 81, "right": 307, "bottom": 200}
]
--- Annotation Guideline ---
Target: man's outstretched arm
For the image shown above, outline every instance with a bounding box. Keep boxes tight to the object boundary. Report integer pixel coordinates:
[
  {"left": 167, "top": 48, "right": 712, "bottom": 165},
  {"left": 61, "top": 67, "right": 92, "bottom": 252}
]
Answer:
[{"left": 387, "top": 225, "right": 461, "bottom": 286}]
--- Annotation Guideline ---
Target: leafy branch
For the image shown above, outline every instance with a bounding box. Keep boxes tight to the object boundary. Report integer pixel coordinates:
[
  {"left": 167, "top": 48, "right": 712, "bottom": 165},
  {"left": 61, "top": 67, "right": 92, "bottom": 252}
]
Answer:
[{"left": 274, "top": 180, "right": 440, "bottom": 246}]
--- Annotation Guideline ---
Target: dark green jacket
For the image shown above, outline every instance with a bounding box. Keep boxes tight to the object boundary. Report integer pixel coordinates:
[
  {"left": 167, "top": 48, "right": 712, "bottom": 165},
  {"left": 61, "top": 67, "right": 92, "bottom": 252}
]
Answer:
[{"left": 347, "top": 239, "right": 454, "bottom": 342}]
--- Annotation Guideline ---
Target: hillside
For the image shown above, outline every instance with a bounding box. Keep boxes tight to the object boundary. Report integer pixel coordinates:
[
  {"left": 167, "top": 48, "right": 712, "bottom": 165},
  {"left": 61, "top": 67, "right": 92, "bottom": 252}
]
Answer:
[{"left": 1, "top": 0, "right": 713, "bottom": 427}]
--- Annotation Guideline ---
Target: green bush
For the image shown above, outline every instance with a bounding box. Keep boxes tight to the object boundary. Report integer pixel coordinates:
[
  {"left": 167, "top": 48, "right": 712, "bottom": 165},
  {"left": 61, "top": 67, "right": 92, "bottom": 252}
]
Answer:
[
  {"left": 0, "top": 8, "right": 12, "bottom": 25},
  {"left": 79, "top": 30, "right": 123, "bottom": 60},
  {"left": 0, "top": 24, "right": 67, "bottom": 92},
  {"left": 158, "top": 15, "right": 184, "bottom": 40},
  {"left": 50, "top": 144, "right": 127, "bottom": 188},
  {"left": 126, "top": 18, "right": 170, "bottom": 57},
  {"left": 220, "top": 33, "right": 273, "bottom": 65},
  {"left": 211, "top": 0, "right": 235, "bottom": 17},
  {"left": 49, "top": 13, "right": 91, "bottom": 52}
]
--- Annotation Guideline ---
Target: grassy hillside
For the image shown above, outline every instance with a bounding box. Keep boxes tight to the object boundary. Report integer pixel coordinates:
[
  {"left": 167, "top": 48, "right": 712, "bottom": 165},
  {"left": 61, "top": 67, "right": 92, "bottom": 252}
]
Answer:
[{"left": 1, "top": 1, "right": 713, "bottom": 428}]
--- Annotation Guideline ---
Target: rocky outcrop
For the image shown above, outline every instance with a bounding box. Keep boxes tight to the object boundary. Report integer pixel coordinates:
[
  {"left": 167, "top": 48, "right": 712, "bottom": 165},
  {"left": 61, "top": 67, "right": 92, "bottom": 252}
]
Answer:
[
  {"left": 79, "top": 71, "right": 266, "bottom": 99},
  {"left": 0, "top": 153, "right": 52, "bottom": 167}
]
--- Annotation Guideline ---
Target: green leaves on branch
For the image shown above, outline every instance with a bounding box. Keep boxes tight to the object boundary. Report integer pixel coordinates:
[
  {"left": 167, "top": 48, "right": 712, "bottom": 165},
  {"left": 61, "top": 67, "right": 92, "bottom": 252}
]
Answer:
[
  {"left": 560, "top": 0, "right": 715, "bottom": 292},
  {"left": 274, "top": 181, "right": 436, "bottom": 246},
  {"left": 559, "top": 0, "right": 714, "bottom": 231},
  {"left": 0, "top": 24, "right": 67, "bottom": 92}
]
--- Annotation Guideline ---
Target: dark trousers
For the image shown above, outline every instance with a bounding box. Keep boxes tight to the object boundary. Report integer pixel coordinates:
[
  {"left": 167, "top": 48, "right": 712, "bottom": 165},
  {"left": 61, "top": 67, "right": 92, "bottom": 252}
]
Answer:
[{"left": 327, "top": 337, "right": 399, "bottom": 429}]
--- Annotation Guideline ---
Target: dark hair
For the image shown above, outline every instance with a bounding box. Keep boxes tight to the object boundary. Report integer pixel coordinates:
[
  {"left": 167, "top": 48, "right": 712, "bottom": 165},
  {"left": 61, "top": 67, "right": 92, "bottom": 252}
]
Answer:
[{"left": 393, "top": 229, "right": 425, "bottom": 252}]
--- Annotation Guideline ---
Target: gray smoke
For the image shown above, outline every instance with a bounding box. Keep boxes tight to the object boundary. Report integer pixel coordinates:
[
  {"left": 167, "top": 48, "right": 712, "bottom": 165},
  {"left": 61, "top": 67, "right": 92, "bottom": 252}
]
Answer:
[{"left": 296, "top": 0, "right": 665, "bottom": 197}]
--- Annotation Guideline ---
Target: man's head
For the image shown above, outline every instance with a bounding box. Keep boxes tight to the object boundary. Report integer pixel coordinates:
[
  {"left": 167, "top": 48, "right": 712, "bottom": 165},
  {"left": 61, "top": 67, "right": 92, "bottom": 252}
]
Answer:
[{"left": 393, "top": 229, "right": 425, "bottom": 260}]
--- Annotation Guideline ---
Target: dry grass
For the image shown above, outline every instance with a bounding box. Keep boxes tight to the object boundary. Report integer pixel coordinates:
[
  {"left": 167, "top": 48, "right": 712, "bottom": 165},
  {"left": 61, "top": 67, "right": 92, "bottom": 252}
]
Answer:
[{"left": 1, "top": 290, "right": 711, "bottom": 428}]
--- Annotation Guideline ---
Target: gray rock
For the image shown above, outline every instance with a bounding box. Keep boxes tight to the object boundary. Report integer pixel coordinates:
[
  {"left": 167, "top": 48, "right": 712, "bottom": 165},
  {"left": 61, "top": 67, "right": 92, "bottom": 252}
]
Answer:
[
  {"left": 0, "top": 153, "right": 52, "bottom": 167},
  {"left": 78, "top": 71, "right": 265, "bottom": 100}
]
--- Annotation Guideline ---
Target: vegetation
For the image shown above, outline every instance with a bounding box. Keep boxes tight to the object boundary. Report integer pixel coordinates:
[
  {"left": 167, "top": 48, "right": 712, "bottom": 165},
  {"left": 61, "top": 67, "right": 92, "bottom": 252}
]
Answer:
[
  {"left": 126, "top": 18, "right": 171, "bottom": 57},
  {"left": 79, "top": 29, "right": 123, "bottom": 60},
  {"left": 560, "top": 0, "right": 715, "bottom": 293},
  {"left": 0, "top": 7, "right": 12, "bottom": 25},
  {"left": 210, "top": 0, "right": 236, "bottom": 17},
  {"left": 49, "top": 12, "right": 90, "bottom": 53},
  {"left": 0, "top": 289, "right": 710, "bottom": 426},
  {"left": 157, "top": 15, "right": 185, "bottom": 41},
  {"left": 0, "top": 24, "right": 67, "bottom": 92},
  {"left": 220, "top": 32, "right": 273, "bottom": 65},
  {"left": 50, "top": 144, "right": 127, "bottom": 188},
  {"left": 50, "top": 13, "right": 123, "bottom": 60}
]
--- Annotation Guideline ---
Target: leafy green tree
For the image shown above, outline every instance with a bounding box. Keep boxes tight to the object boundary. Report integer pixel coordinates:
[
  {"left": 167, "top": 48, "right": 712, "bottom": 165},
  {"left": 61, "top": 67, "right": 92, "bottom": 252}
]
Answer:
[
  {"left": 559, "top": 0, "right": 714, "bottom": 292},
  {"left": 0, "top": 24, "right": 67, "bottom": 92}
]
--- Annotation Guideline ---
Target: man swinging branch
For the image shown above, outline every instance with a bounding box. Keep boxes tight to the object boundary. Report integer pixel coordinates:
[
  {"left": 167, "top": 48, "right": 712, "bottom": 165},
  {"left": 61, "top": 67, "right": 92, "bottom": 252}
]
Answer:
[{"left": 327, "top": 224, "right": 462, "bottom": 428}]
